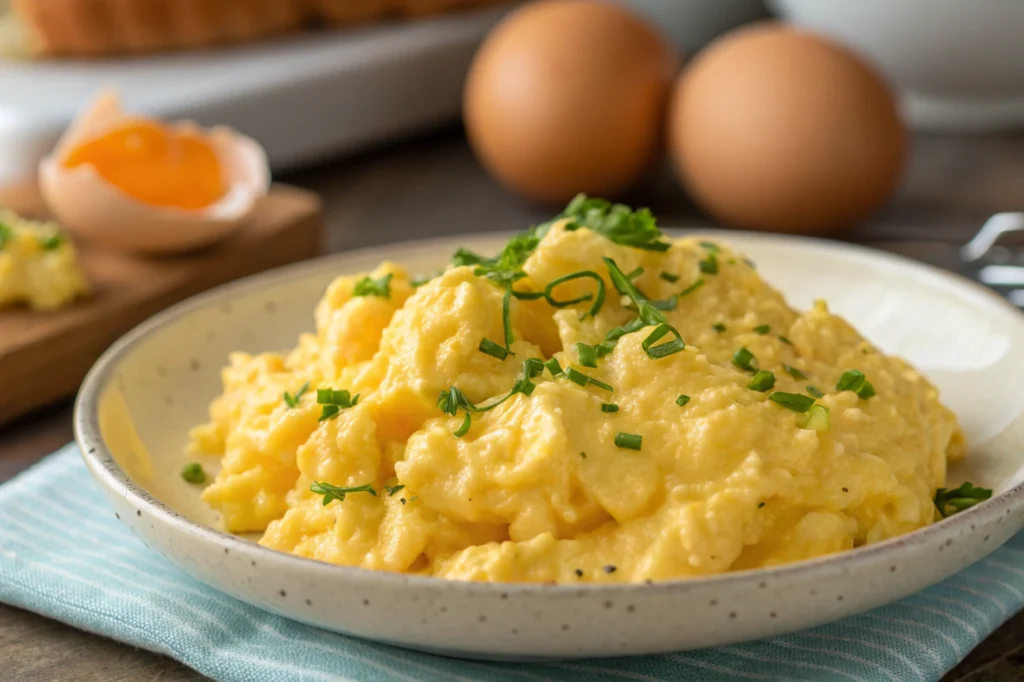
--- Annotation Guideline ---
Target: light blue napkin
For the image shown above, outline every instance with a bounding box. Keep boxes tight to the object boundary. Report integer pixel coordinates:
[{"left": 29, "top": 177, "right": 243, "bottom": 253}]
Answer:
[{"left": 2, "top": 443, "right": 1021, "bottom": 682}]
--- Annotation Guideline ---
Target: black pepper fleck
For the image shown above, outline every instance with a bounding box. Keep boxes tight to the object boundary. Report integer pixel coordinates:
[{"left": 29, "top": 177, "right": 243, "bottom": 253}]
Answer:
[
  {"left": 279, "top": 590, "right": 286, "bottom": 597},
  {"left": 189, "top": 359, "right": 201, "bottom": 372},
  {"left": 136, "top": 510, "right": 141, "bottom": 517},
  {"left": 626, "top": 605, "right": 635, "bottom": 613},
  {"left": 575, "top": 569, "right": 583, "bottom": 578},
  {"left": 603, "top": 565, "right": 617, "bottom": 574},
  {"left": 842, "top": 487, "right": 849, "bottom": 493},
  {"left": 770, "top": 612, "right": 777, "bottom": 619},
  {"left": 729, "top": 612, "right": 737, "bottom": 619},
  {"left": 604, "top": 601, "right": 613, "bottom": 609},
  {"left": 363, "top": 599, "right": 370, "bottom": 606},
  {"left": 114, "top": 513, "right": 120, "bottom": 520},
  {"left": 305, "top": 599, "right": 312, "bottom": 606},
  {"left": 562, "top": 624, "right": 570, "bottom": 631},
  {"left": 478, "top": 615, "right": 486, "bottom": 623},
  {"left": 501, "top": 592, "right": 508, "bottom": 599},
  {"left": 224, "top": 548, "right": 229, "bottom": 555}
]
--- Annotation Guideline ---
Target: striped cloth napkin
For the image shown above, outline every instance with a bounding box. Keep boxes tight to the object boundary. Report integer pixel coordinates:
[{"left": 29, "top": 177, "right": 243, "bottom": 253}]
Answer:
[{"left": 2, "top": 443, "right": 1022, "bottom": 682}]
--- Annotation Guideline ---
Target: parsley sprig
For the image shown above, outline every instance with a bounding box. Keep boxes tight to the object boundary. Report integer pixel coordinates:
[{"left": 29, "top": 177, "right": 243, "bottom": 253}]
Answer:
[
  {"left": 556, "top": 194, "right": 670, "bottom": 252},
  {"left": 310, "top": 481, "right": 377, "bottom": 505},
  {"left": 353, "top": 273, "right": 393, "bottom": 298}
]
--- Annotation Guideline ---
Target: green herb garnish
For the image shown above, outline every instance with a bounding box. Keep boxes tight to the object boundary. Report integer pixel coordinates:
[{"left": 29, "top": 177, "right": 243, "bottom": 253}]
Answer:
[
  {"left": 732, "top": 347, "right": 758, "bottom": 373},
  {"left": 604, "top": 257, "right": 685, "bottom": 360},
  {"left": 479, "top": 338, "right": 509, "bottom": 361},
  {"left": 353, "top": 273, "right": 393, "bottom": 298},
  {"left": 557, "top": 194, "right": 670, "bottom": 252},
  {"left": 564, "top": 367, "right": 613, "bottom": 392},
  {"left": 625, "top": 267, "right": 644, "bottom": 280},
  {"left": 836, "top": 370, "right": 876, "bottom": 399},
  {"left": 385, "top": 484, "right": 405, "bottom": 496},
  {"left": 712, "top": 323, "right": 726, "bottom": 333},
  {"left": 801, "top": 404, "right": 830, "bottom": 432},
  {"left": 439, "top": 359, "right": 545, "bottom": 436},
  {"left": 753, "top": 324, "right": 770, "bottom": 335},
  {"left": 659, "top": 272, "right": 680, "bottom": 284},
  {"left": 615, "top": 432, "right": 643, "bottom": 450},
  {"left": 39, "top": 232, "right": 63, "bottom": 250},
  {"left": 317, "top": 388, "right": 360, "bottom": 421},
  {"left": 699, "top": 253, "right": 719, "bottom": 275},
  {"left": 806, "top": 385, "right": 825, "bottom": 398},
  {"left": 283, "top": 381, "right": 310, "bottom": 409},
  {"left": 699, "top": 241, "right": 720, "bottom": 252},
  {"left": 411, "top": 273, "right": 436, "bottom": 287},
  {"left": 679, "top": 278, "right": 705, "bottom": 297},
  {"left": 310, "top": 481, "right": 377, "bottom": 505},
  {"left": 181, "top": 462, "right": 206, "bottom": 484},
  {"left": 783, "top": 365, "right": 807, "bottom": 380},
  {"left": 934, "top": 482, "right": 993, "bottom": 518},
  {"left": 0, "top": 222, "right": 11, "bottom": 250},
  {"left": 601, "top": 403, "right": 619, "bottom": 413},
  {"left": 544, "top": 357, "right": 564, "bottom": 377},
  {"left": 544, "top": 270, "right": 606, "bottom": 318},
  {"left": 768, "top": 392, "right": 815, "bottom": 413},
  {"left": 676, "top": 395, "right": 690, "bottom": 407},
  {"left": 747, "top": 370, "right": 775, "bottom": 392},
  {"left": 779, "top": 335, "right": 794, "bottom": 346},
  {"left": 577, "top": 342, "right": 598, "bottom": 368}
]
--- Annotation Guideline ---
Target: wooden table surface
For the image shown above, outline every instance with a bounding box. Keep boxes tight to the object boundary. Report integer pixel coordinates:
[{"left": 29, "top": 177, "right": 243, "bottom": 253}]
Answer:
[{"left": 2, "top": 127, "right": 1024, "bottom": 681}]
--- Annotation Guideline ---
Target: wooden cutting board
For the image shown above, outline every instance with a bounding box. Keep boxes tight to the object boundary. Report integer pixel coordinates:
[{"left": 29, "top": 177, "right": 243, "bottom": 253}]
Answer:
[{"left": 0, "top": 184, "right": 323, "bottom": 426}]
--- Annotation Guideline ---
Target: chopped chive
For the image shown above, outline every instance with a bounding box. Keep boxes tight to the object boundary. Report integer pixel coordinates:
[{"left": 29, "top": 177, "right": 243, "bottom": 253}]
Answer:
[
  {"left": 806, "top": 385, "right": 825, "bottom": 398},
  {"left": 0, "top": 222, "right": 11, "bottom": 250},
  {"left": 769, "top": 392, "right": 815, "bottom": 413},
  {"left": 757, "top": 501, "right": 766, "bottom": 508},
  {"left": 523, "top": 357, "right": 545, "bottom": 379},
  {"left": 753, "top": 324, "right": 770, "bottom": 335},
  {"left": 801, "top": 404, "right": 830, "bottom": 432},
  {"left": 283, "top": 381, "right": 310, "bottom": 409},
  {"left": 712, "top": 323, "right": 726, "bottom": 333},
  {"left": 642, "top": 323, "right": 685, "bottom": 359},
  {"left": 587, "top": 376, "right": 614, "bottom": 392},
  {"left": 501, "top": 287, "right": 514, "bottom": 354},
  {"left": 181, "top": 462, "right": 206, "bottom": 484},
  {"left": 857, "top": 381, "right": 876, "bottom": 400},
  {"left": 544, "top": 357, "right": 563, "bottom": 377},
  {"left": 783, "top": 364, "right": 807, "bottom": 380},
  {"left": 680, "top": 278, "right": 705, "bottom": 296},
  {"left": 353, "top": 273, "right": 393, "bottom": 298},
  {"left": 577, "top": 342, "right": 598, "bottom": 368},
  {"left": 625, "top": 266, "right": 645, "bottom": 280},
  {"left": 747, "top": 370, "right": 775, "bottom": 392},
  {"left": 675, "top": 395, "right": 690, "bottom": 407},
  {"left": 565, "top": 367, "right": 589, "bottom": 387},
  {"left": 934, "top": 482, "right": 993, "bottom": 518},
  {"left": 699, "top": 253, "right": 719, "bottom": 275},
  {"left": 310, "top": 481, "right": 377, "bottom": 505},
  {"left": 659, "top": 272, "right": 680, "bottom": 284},
  {"left": 317, "top": 387, "right": 360, "bottom": 421},
  {"left": 615, "top": 432, "right": 642, "bottom": 450},
  {"left": 836, "top": 370, "right": 865, "bottom": 392},
  {"left": 732, "top": 347, "right": 758, "bottom": 373},
  {"left": 779, "top": 335, "right": 793, "bottom": 346},
  {"left": 699, "top": 241, "right": 720, "bottom": 252},
  {"left": 544, "top": 270, "right": 606, "bottom": 318},
  {"left": 479, "top": 338, "right": 509, "bottom": 360},
  {"left": 647, "top": 295, "right": 678, "bottom": 311},
  {"left": 510, "top": 289, "right": 544, "bottom": 300},
  {"left": 385, "top": 484, "right": 405, "bottom": 496},
  {"left": 39, "top": 232, "right": 63, "bottom": 250},
  {"left": 453, "top": 412, "right": 472, "bottom": 437},
  {"left": 601, "top": 403, "right": 619, "bottom": 413}
]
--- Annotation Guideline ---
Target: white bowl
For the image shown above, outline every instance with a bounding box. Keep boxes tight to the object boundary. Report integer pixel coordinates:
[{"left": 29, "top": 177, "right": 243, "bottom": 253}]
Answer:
[
  {"left": 768, "top": 0, "right": 1024, "bottom": 132},
  {"left": 74, "top": 231, "right": 1024, "bottom": 660}
]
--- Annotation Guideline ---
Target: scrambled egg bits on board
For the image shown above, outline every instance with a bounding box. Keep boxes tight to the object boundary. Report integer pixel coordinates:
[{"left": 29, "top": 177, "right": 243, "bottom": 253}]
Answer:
[
  {"left": 0, "top": 210, "right": 88, "bottom": 310},
  {"left": 190, "top": 196, "right": 968, "bottom": 583}
]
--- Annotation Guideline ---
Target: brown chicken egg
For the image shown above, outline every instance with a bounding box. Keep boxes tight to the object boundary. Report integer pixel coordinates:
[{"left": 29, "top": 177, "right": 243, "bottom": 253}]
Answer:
[
  {"left": 40, "top": 91, "right": 270, "bottom": 255},
  {"left": 669, "top": 23, "right": 906, "bottom": 233},
  {"left": 463, "top": 0, "right": 679, "bottom": 205}
]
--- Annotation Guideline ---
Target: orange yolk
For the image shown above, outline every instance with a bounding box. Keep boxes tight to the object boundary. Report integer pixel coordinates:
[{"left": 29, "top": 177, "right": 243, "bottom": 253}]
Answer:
[{"left": 62, "top": 119, "right": 228, "bottom": 210}]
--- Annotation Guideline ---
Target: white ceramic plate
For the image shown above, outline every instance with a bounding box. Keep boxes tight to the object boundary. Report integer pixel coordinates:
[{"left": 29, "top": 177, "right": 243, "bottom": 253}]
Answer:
[{"left": 74, "top": 231, "right": 1024, "bottom": 661}]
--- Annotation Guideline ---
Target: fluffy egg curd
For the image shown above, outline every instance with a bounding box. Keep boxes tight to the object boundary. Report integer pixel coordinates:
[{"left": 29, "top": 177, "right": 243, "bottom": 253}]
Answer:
[
  {"left": 0, "top": 210, "right": 88, "bottom": 310},
  {"left": 189, "top": 196, "right": 971, "bottom": 584}
]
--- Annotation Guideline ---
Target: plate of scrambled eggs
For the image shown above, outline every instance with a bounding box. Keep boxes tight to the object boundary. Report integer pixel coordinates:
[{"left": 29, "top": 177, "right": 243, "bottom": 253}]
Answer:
[{"left": 76, "top": 197, "right": 1024, "bottom": 659}]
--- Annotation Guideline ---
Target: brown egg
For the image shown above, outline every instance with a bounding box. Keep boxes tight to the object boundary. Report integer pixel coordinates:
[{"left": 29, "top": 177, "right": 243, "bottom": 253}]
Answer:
[
  {"left": 464, "top": 0, "right": 678, "bottom": 205},
  {"left": 669, "top": 23, "right": 906, "bottom": 233}
]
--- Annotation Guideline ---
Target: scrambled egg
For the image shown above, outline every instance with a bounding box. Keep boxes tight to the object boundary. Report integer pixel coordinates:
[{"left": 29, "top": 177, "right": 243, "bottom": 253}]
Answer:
[
  {"left": 0, "top": 209, "right": 89, "bottom": 310},
  {"left": 191, "top": 202, "right": 963, "bottom": 583}
]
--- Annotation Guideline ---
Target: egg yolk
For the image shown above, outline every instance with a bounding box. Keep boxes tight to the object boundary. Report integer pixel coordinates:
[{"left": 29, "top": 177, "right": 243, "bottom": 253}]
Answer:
[{"left": 62, "top": 120, "right": 228, "bottom": 210}]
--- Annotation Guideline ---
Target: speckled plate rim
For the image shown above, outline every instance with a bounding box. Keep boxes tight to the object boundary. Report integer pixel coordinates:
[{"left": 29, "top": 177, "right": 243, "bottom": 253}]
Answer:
[{"left": 74, "top": 228, "right": 1024, "bottom": 600}]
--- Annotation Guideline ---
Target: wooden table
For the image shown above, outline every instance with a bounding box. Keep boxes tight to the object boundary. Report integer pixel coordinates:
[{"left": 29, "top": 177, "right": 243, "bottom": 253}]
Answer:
[{"left": 2, "top": 127, "right": 1023, "bottom": 681}]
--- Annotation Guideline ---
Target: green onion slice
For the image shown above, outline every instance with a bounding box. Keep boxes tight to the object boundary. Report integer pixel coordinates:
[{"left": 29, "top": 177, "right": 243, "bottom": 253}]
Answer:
[
  {"left": 615, "top": 432, "right": 642, "bottom": 450},
  {"left": 769, "top": 392, "right": 815, "bottom": 413},
  {"left": 747, "top": 370, "right": 776, "bottom": 392}
]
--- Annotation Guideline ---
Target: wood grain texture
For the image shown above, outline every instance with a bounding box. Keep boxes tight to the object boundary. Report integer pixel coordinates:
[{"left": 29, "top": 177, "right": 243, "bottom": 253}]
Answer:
[
  {"left": 1, "top": 128, "right": 1023, "bottom": 681},
  {"left": 0, "top": 185, "right": 323, "bottom": 426}
]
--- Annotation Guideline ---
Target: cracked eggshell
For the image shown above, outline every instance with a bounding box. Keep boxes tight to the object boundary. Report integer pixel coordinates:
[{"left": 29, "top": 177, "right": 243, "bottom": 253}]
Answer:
[{"left": 39, "top": 91, "right": 271, "bottom": 255}]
